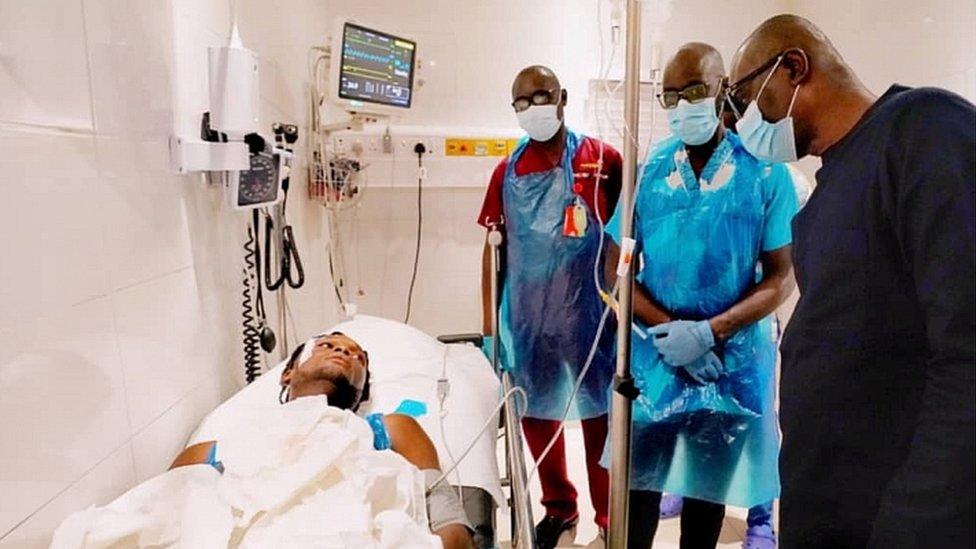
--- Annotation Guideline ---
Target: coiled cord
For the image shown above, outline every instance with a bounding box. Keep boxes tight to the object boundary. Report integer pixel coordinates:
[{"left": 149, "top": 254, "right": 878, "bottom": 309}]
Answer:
[{"left": 243, "top": 222, "right": 261, "bottom": 384}]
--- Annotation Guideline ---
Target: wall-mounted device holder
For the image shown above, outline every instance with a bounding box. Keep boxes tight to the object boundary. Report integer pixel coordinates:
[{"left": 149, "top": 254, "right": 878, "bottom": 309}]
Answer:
[
  {"left": 169, "top": 136, "right": 249, "bottom": 173},
  {"left": 169, "top": 24, "right": 259, "bottom": 176}
]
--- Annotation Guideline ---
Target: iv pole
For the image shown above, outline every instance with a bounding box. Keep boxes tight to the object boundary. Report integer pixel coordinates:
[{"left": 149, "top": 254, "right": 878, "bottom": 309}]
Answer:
[
  {"left": 488, "top": 225, "right": 536, "bottom": 548},
  {"left": 608, "top": 0, "right": 641, "bottom": 546}
]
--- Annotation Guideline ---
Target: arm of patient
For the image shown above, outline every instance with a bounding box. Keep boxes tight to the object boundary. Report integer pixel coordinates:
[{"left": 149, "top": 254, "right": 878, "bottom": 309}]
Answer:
[
  {"left": 384, "top": 414, "right": 474, "bottom": 549},
  {"left": 169, "top": 441, "right": 216, "bottom": 470}
]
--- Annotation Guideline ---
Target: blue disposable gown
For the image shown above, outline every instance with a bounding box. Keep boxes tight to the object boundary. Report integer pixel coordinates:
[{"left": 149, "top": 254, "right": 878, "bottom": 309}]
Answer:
[
  {"left": 608, "top": 133, "right": 784, "bottom": 507},
  {"left": 498, "top": 129, "right": 616, "bottom": 420}
]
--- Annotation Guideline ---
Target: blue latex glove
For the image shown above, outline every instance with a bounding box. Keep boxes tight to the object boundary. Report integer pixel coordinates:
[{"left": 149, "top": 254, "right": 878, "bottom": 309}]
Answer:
[
  {"left": 682, "top": 350, "right": 725, "bottom": 384},
  {"left": 649, "top": 320, "right": 715, "bottom": 366}
]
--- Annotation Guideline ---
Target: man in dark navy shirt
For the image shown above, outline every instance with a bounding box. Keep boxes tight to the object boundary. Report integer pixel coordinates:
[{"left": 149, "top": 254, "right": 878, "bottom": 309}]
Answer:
[{"left": 729, "top": 14, "right": 975, "bottom": 549}]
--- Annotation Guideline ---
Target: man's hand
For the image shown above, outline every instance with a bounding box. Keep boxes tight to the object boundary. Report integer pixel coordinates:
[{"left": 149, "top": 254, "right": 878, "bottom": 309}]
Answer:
[
  {"left": 650, "top": 320, "right": 715, "bottom": 366},
  {"left": 682, "top": 351, "right": 725, "bottom": 384}
]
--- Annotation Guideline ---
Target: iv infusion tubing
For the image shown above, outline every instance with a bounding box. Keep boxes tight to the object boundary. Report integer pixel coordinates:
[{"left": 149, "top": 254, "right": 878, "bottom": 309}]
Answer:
[
  {"left": 425, "top": 386, "right": 527, "bottom": 495},
  {"left": 527, "top": 289, "right": 614, "bottom": 482},
  {"left": 527, "top": 0, "right": 656, "bottom": 486},
  {"left": 609, "top": 0, "right": 643, "bottom": 546}
]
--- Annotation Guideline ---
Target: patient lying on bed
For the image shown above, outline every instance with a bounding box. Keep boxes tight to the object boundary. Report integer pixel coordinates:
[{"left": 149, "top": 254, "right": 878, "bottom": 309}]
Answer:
[{"left": 170, "top": 332, "right": 474, "bottom": 549}]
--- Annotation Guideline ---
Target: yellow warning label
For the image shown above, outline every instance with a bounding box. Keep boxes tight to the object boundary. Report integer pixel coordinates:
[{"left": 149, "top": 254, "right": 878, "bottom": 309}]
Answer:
[{"left": 445, "top": 138, "right": 520, "bottom": 157}]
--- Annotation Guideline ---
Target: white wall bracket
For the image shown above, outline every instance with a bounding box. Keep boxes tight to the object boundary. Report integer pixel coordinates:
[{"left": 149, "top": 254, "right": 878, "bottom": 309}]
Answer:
[{"left": 169, "top": 135, "right": 250, "bottom": 174}]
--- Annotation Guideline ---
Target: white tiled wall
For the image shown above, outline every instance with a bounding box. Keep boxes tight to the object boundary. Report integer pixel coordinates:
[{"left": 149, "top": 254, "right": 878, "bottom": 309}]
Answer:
[
  {"left": 2, "top": 0, "right": 973, "bottom": 546},
  {"left": 0, "top": 0, "right": 339, "bottom": 546},
  {"left": 321, "top": 0, "right": 796, "bottom": 337},
  {"left": 781, "top": 0, "right": 976, "bottom": 182}
]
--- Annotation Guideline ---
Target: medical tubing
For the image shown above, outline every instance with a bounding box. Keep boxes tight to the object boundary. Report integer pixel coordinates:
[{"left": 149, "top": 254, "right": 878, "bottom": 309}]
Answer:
[
  {"left": 438, "top": 407, "right": 464, "bottom": 504},
  {"left": 263, "top": 216, "right": 306, "bottom": 291},
  {"left": 252, "top": 210, "right": 268, "bottom": 324},
  {"left": 264, "top": 215, "right": 285, "bottom": 291},
  {"left": 404, "top": 151, "right": 424, "bottom": 324},
  {"left": 438, "top": 346, "right": 464, "bottom": 502},
  {"left": 518, "top": 8, "right": 640, "bottom": 478},
  {"left": 527, "top": 294, "right": 614, "bottom": 483},
  {"left": 282, "top": 225, "right": 305, "bottom": 288},
  {"left": 592, "top": 0, "right": 622, "bottom": 297},
  {"left": 242, "top": 224, "right": 261, "bottom": 384},
  {"left": 326, "top": 212, "right": 347, "bottom": 308},
  {"left": 525, "top": 110, "right": 650, "bottom": 483},
  {"left": 425, "top": 386, "right": 527, "bottom": 496}
]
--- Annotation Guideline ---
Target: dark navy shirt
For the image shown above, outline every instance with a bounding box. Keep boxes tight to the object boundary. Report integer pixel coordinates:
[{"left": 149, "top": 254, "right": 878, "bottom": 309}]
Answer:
[{"left": 780, "top": 85, "right": 975, "bottom": 548}]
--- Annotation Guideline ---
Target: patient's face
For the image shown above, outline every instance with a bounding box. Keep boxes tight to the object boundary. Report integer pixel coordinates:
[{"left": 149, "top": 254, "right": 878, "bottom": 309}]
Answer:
[{"left": 282, "top": 334, "right": 369, "bottom": 407}]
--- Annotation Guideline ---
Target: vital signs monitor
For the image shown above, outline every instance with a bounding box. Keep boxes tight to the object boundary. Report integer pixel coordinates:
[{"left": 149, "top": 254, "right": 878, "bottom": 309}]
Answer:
[{"left": 331, "top": 20, "right": 417, "bottom": 114}]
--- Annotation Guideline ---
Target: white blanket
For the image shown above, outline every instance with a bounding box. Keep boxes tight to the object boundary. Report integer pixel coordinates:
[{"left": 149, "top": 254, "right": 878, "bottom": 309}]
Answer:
[
  {"left": 190, "top": 315, "right": 504, "bottom": 505},
  {"left": 52, "top": 397, "right": 440, "bottom": 549}
]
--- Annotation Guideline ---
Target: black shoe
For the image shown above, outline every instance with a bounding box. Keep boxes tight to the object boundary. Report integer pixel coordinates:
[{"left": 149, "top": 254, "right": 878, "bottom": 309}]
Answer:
[{"left": 535, "top": 515, "right": 579, "bottom": 549}]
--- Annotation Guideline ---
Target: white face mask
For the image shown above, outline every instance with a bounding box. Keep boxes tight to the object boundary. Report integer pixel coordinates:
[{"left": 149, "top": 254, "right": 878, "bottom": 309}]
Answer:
[
  {"left": 516, "top": 104, "right": 563, "bottom": 142},
  {"left": 735, "top": 55, "right": 801, "bottom": 163}
]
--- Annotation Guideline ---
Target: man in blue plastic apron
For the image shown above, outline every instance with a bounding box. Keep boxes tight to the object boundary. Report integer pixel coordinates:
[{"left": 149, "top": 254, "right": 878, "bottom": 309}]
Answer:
[
  {"left": 477, "top": 65, "right": 621, "bottom": 547},
  {"left": 602, "top": 43, "right": 798, "bottom": 548}
]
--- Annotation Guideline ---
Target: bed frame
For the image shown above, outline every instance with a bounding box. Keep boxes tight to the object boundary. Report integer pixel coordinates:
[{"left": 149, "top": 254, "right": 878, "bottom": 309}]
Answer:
[{"left": 438, "top": 332, "right": 534, "bottom": 549}]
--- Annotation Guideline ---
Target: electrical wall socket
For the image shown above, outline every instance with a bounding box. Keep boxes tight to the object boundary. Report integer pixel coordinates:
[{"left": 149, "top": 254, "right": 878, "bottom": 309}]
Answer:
[
  {"left": 397, "top": 135, "right": 437, "bottom": 156},
  {"left": 331, "top": 133, "right": 442, "bottom": 158}
]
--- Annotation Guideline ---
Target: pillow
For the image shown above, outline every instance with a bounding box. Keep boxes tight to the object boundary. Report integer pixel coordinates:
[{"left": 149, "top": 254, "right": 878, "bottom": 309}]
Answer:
[{"left": 187, "top": 315, "right": 504, "bottom": 505}]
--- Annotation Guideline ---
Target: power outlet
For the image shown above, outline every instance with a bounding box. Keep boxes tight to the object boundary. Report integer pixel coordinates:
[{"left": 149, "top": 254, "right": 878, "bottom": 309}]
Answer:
[
  {"left": 366, "top": 136, "right": 381, "bottom": 154},
  {"left": 399, "top": 136, "right": 437, "bottom": 157}
]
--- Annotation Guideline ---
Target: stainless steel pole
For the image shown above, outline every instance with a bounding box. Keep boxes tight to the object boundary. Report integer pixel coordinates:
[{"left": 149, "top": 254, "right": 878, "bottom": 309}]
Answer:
[
  {"left": 608, "top": 0, "right": 642, "bottom": 547},
  {"left": 273, "top": 204, "right": 288, "bottom": 361},
  {"left": 502, "top": 371, "right": 534, "bottom": 548},
  {"left": 488, "top": 226, "right": 535, "bottom": 549}
]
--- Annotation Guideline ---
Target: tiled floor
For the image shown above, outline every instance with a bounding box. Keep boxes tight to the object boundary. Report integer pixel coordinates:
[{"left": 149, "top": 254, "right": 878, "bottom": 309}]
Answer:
[{"left": 495, "top": 422, "right": 755, "bottom": 548}]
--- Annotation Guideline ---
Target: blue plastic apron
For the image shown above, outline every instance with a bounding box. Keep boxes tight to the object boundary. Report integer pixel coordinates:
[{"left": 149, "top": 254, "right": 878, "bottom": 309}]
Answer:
[
  {"left": 498, "top": 130, "right": 616, "bottom": 420},
  {"left": 620, "top": 134, "right": 779, "bottom": 507}
]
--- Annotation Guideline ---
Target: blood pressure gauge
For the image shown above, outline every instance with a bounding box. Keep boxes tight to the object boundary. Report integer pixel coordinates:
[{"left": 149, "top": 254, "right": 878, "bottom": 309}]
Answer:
[{"left": 228, "top": 150, "right": 290, "bottom": 210}]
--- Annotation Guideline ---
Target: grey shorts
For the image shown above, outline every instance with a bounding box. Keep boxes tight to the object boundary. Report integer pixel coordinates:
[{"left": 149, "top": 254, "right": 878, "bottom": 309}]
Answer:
[{"left": 423, "top": 469, "right": 474, "bottom": 532}]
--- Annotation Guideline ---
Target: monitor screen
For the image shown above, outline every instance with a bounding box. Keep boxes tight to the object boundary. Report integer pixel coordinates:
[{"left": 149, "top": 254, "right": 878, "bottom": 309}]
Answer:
[{"left": 338, "top": 22, "right": 416, "bottom": 109}]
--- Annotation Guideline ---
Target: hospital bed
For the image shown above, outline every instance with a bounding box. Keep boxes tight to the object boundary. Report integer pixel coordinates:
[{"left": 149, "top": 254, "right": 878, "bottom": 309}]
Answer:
[{"left": 187, "top": 315, "right": 512, "bottom": 547}]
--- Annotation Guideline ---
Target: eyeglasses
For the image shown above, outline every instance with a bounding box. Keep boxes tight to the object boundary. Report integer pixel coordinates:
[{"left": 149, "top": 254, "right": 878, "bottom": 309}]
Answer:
[
  {"left": 725, "top": 51, "right": 786, "bottom": 118},
  {"left": 512, "top": 88, "right": 560, "bottom": 112},
  {"left": 657, "top": 82, "right": 714, "bottom": 109}
]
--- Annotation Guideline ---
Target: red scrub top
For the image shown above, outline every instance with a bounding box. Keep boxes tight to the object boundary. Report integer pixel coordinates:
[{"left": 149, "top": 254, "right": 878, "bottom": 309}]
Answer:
[{"left": 477, "top": 136, "right": 623, "bottom": 228}]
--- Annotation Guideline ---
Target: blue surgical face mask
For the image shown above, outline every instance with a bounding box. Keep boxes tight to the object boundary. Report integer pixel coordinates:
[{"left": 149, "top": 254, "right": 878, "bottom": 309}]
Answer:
[
  {"left": 735, "top": 56, "right": 801, "bottom": 163},
  {"left": 667, "top": 97, "right": 721, "bottom": 146}
]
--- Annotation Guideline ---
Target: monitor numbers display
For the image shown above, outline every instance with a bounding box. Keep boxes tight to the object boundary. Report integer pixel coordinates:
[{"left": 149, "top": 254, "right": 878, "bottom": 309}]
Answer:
[{"left": 339, "top": 23, "right": 416, "bottom": 109}]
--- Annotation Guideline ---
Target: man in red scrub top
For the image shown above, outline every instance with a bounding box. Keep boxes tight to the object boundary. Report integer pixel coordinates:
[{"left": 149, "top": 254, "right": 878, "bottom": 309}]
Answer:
[{"left": 477, "top": 65, "right": 622, "bottom": 548}]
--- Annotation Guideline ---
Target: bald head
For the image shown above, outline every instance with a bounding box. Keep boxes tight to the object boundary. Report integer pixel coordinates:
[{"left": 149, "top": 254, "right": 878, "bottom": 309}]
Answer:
[
  {"left": 730, "top": 14, "right": 857, "bottom": 91},
  {"left": 728, "top": 14, "right": 876, "bottom": 159},
  {"left": 663, "top": 42, "right": 726, "bottom": 93},
  {"left": 512, "top": 65, "right": 561, "bottom": 99}
]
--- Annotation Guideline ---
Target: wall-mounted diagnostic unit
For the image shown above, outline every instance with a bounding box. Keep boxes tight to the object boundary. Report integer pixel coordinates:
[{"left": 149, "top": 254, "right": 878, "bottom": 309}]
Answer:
[
  {"left": 330, "top": 20, "right": 417, "bottom": 115},
  {"left": 229, "top": 149, "right": 289, "bottom": 210}
]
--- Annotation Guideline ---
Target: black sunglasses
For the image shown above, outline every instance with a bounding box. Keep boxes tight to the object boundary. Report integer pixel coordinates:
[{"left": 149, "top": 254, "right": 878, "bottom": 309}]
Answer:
[
  {"left": 512, "top": 88, "right": 560, "bottom": 112},
  {"left": 657, "top": 82, "right": 714, "bottom": 110}
]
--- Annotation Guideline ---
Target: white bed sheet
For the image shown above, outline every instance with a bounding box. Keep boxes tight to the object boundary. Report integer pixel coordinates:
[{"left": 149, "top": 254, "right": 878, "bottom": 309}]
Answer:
[{"left": 189, "top": 315, "right": 504, "bottom": 506}]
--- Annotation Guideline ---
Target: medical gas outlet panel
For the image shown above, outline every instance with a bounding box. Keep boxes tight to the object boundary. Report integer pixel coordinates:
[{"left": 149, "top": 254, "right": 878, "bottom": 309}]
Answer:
[{"left": 319, "top": 128, "right": 521, "bottom": 190}]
